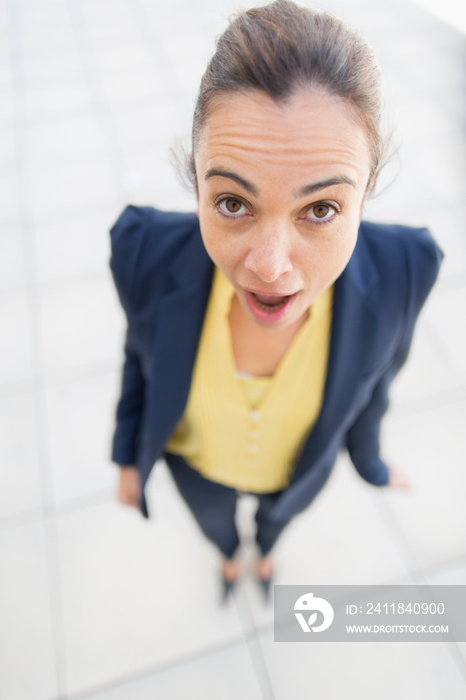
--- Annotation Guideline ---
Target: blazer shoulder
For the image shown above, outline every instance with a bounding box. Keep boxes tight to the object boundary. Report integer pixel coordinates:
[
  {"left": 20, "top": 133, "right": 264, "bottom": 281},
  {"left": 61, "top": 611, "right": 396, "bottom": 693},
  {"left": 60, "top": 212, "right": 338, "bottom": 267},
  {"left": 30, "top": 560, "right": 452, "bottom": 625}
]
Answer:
[
  {"left": 360, "top": 220, "right": 443, "bottom": 268},
  {"left": 359, "top": 221, "right": 444, "bottom": 350},
  {"left": 109, "top": 205, "right": 199, "bottom": 311},
  {"left": 360, "top": 220, "right": 444, "bottom": 300}
]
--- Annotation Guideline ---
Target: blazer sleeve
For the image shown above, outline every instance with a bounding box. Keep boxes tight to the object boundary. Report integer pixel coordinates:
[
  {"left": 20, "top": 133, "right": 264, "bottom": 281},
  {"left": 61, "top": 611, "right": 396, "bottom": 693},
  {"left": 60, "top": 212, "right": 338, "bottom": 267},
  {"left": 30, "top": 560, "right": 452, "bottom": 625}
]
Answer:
[
  {"left": 109, "top": 206, "right": 149, "bottom": 468},
  {"left": 345, "top": 227, "right": 444, "bottom": 486}
]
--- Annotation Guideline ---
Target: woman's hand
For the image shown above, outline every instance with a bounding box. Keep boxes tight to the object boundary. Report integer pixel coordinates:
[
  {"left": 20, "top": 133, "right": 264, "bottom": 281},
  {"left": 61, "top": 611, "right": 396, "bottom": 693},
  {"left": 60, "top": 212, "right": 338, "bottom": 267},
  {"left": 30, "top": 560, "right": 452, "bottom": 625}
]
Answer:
[
  {"left": 387, "top": 463, "right": 413, "bottom": 489},
  {"left": 118, "top": 466, "right": 141, "bottom": 509}
]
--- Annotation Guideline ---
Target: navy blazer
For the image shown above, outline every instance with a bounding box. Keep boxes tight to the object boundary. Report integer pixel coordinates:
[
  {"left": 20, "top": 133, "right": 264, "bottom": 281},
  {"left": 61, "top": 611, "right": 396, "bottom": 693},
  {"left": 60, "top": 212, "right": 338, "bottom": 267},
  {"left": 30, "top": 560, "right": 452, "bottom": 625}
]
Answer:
[{"left": 109, "top": 206, "right": 443, "bottom": 521}]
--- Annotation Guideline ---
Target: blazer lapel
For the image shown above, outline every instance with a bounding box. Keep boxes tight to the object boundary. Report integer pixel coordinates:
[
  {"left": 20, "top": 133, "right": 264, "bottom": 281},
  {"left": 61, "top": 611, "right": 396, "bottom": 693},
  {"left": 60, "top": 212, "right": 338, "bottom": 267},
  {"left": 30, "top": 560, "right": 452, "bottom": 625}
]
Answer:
[
  {"left": 142, "top": 225, "right": 214, "bottom": 473},
  {"left": 287, "top": 228, "right": 380, "bottom": 485}
]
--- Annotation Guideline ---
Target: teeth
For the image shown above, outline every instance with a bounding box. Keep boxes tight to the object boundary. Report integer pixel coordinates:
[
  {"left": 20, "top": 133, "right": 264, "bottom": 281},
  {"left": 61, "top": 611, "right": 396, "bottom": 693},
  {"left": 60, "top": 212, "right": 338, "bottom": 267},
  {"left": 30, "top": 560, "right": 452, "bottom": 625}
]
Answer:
[{"left": 252, "top": 294, "right": 288, "bottom": 312}]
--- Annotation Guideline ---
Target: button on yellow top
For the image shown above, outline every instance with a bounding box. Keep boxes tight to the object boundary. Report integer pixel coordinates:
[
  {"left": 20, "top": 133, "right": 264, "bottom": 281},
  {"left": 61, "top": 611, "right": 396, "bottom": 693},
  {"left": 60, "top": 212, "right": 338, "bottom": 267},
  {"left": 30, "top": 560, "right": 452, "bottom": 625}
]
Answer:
[{"left": 166, "top": 267, "right": 333, "bottom": 492}]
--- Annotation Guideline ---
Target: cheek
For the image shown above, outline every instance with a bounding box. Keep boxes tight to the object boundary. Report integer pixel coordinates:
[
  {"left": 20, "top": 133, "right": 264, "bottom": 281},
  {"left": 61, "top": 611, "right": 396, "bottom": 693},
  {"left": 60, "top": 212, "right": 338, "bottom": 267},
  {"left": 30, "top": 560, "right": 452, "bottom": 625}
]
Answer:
[
  {"left": 199, "top": 220, "right": 243, "bottom": 272},
  {"left": 328, "top": 227, "right": 358, "bottom": 271},
  {"left": 299, "top": 225, "right": 357, "bottom": 281}
]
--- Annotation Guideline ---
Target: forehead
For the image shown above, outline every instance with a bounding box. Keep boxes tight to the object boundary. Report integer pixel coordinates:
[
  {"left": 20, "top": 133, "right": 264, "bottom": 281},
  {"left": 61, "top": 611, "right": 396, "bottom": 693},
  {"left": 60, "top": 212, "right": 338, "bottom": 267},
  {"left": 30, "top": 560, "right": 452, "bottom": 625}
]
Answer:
[{"left": 196, "top": 89, "right": 371, "bottom": 188}]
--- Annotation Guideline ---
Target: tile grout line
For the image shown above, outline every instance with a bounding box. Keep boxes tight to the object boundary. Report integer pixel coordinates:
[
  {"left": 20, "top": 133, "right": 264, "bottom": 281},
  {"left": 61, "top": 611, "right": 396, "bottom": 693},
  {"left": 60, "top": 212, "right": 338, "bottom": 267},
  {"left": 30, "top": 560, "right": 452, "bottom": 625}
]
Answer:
[
  {"left": 234, "top": 589, "right": 277, "bottom": 700},
  {"left": 64, "top": 0, "right": 129, "bottom": 203},
  {"left": 64, "top": 0, "right": 181, "bottom": 207},
  {"left": 68, "top": 631, "right": 256, "bottom": 700},
  {"left": 1, "top": 13, "right": 143, "bottom": 692},
  {"left": 0, "top": 358, "right": 122, "bottom": 402},
  {"left": 389, "top": 385, "right": 466, "bottom": 421},
  {"left": 130, "top": 0, "right": 198, "bottom": 115},
  {"left": 376, "top": 489, "right": 466, "bottom": 681},
  {"left": 7, "top": 1, "right": 70, "bottom": 698},
  {"left": 246, "top": 634, "right": 277, "bottom": 700},
  {"left": 0, "top": 474, "right": 173, "bottom": 534}
]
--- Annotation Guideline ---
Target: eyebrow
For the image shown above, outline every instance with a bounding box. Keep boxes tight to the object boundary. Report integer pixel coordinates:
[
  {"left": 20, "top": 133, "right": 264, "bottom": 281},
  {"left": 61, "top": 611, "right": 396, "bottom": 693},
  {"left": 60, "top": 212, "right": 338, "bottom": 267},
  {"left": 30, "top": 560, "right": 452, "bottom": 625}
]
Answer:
[
  {"left": 296, "top": 176, "right": 357, "bottom": 197},
  {"left": 205, "top": 168, "right": 356, "bottom": 198},
  {"left": 205, "top": 168, "right": 259, "bottom": 196}
]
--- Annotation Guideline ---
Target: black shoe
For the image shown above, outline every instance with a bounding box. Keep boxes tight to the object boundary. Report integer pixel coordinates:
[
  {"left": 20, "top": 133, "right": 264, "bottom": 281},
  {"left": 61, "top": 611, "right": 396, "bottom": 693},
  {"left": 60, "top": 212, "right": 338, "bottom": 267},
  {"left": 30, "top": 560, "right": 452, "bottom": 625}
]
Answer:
[
  {"left": 220, "top": 574, "right": 237, "bottom": 603},
  {"left": 257, "top": 573, "right": 273, "bottom": 601}
]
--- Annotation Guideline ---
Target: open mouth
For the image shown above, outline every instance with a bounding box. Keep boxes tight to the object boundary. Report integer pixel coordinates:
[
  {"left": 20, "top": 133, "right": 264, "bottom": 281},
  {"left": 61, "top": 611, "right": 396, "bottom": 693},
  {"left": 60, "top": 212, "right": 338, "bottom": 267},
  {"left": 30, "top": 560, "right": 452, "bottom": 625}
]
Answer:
[
  {"left": 244, "top": 289, "right": 298, "bottom": 323},
  {"left": 250, "top": 292, "right": 292, "bottom": 311}
]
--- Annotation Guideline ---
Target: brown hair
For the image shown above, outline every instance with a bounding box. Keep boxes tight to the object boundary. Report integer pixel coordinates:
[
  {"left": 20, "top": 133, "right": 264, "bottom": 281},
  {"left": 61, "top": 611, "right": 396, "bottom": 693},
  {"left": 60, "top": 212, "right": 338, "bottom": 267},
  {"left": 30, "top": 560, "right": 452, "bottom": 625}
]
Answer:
[{"left": 184, "top": 0, "right": 386, "bottom": 191}]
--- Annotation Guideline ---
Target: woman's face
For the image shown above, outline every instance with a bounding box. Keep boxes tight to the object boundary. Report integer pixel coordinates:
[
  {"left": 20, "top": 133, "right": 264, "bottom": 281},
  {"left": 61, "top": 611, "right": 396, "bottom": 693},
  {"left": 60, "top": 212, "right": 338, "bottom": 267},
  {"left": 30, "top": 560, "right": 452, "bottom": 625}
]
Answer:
[{"left": 195, "top": 89, "right": 373, "bottom": 332}]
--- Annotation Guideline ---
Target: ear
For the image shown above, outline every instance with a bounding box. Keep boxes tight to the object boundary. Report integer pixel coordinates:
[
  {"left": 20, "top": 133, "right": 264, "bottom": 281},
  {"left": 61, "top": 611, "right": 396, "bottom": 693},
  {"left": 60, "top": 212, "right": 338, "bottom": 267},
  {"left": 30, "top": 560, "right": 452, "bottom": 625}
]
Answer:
[
  {"left": 359, "top": 170, "right": 378, "bottom": 219},
  {"left": 190, "top": 153, "right": 200, "bottom": 207},
  {"left": 366, "top": 169, "right": 379, "bottom": 195}
]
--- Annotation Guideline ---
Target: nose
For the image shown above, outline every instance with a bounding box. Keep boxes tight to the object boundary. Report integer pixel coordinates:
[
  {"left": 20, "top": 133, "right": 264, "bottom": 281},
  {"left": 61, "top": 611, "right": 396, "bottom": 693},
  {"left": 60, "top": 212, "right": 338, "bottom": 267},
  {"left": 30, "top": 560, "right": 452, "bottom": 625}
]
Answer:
[{"left": 244, "top": 227, "right": 293, "bottom": 283}]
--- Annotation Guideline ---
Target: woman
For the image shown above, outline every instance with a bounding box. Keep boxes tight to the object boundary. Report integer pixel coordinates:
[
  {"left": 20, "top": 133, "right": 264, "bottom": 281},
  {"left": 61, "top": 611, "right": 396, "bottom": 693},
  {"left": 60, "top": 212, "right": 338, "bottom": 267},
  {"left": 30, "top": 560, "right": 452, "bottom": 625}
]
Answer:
[{"left": 109, "top": 0, "right": 443, "bottom": 599}]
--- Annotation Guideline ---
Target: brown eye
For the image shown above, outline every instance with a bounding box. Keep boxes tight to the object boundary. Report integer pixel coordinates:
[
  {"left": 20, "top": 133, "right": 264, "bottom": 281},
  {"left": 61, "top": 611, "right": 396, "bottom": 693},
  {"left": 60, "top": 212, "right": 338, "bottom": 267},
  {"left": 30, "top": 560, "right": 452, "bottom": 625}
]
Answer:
[
  {"left": 217, "top": 198, "right": 248, "bottom": 217},
  {"left": 304, "top": 202, "right": 337, "bottom": 223},
  {"left": 225, "top": 199, "right": 241, "bottom": 212},
  {"left": 313, "top": 204, "right": 330, "bottom": 218}
]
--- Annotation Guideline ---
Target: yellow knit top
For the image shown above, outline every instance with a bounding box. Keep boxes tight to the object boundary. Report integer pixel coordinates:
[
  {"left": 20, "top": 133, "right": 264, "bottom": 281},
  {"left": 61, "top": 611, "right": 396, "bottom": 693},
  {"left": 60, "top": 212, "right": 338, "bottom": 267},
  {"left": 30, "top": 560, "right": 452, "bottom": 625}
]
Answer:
[{"left": 166, "top": 267, "right": 334, "bottom": 492}]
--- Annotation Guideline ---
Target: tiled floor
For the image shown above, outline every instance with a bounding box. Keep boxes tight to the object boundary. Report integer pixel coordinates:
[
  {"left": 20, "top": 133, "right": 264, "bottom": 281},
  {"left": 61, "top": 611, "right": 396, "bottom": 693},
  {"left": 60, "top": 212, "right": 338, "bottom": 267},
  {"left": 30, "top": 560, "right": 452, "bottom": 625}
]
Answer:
[{"left": 1, "top": 0, "right": 465, "bottom": 698}]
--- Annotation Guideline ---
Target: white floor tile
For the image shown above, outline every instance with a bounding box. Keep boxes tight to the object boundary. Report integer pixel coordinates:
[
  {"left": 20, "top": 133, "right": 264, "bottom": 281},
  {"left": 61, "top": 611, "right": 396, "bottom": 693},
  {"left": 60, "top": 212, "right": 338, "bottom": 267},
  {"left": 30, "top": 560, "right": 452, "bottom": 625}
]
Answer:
[
  {"left": 77, "top": 642, "right": 263, "bottom": 700},
  {"left": 99, "top": 69, "right": 170, "bottom": 107},
  {"left": 16, "top": 1, "right": 71, "bottom": 29},
  {"left": 20, "top": 50, "right": 85, "bottom": 87},
  {"left": 0, "top": 521, "right": 57, "bottom": 700},
  {"left": 111, "top": 101, "right": 183, "bottom": 149},
  {"left": 0, "top": 390, "right": 42, "bottom": 519},
  {"left": 426, "top": 560, "right": 466, "bottom": 667},
  {"left": 26, "top": 114, "right": 106, "bottom": 164},
  {"left": 0, "top": 57, "right": 13, "bottom": 92},
  {"left": 28, "top": 155, "right": 118, "bottom": 222},
  {"left": 0, "top": 170, "right": 20, "bottom": 223},
  {"left": 155, "top": 8, "right": 213, "bottom": 46},
  {"left": 78, "top": 0, "right": 133, "bottom": 22},
  {"left": 85, "top": 18, "right": 140, "bottom": 45},
  {"left": 119, "top": 144, "right": 190, "bottom": 208},
  {"left": 397, "top": 97, "right": 460, "bottom": 143},
  {"left": 0, "top": 293, "right": 34, "bottom": 386},
  {"left": 19, "top": 25, "right": 77, "bottom": 55},
  {"left": 0, "top": 123, "right": 16, "bottom": 168},
  {"left": 417, "top": 139, "right": 466, "bottom": 203},
  {"left": 363, "top": 155, "right": 433, "bottom": 221},
  {"left": 424, "top": 286, "right": 466, "bottom": 379},
  {"left": 382, "top": 400, "right": 466, "bottom": 570},
  {"left": 43, "top": 371, "right": 122, "bottom": 506},
  {"left": 33, "top": 208, "right": 113, "bottom": 286},
  {"left": 0, "top": 89, "right": 15, "bottom": 122},
  {"left": 426, "top": 559, "right": 466, "bottom": 585},
  {"left": 39, "top": 274, "right": 124, "bottom": 375},
  {"left": 259, "top": 626, "right": 466, "bottom": 700},
  {"left": 56, "top": 487, "right": 246, "bottom": 695},
  {"left": 425, "top": 204, "right": 466, "bottom": 280},
  {"left": 22, "top": 80, "right": 93, "bottom": 120},
  {"left": 0, "top": 227, "right": 26, "bottom": 294},
  {"left": 92, "top": 42, "right": 154, "bottom": 73}
]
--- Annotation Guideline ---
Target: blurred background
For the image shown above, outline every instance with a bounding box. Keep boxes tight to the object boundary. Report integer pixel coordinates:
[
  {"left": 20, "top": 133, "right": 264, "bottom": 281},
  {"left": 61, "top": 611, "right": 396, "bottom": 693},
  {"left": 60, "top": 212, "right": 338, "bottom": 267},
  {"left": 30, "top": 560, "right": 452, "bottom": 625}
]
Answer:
[{"left": 0, "top": 0, "right": 465, "bottom": 698}]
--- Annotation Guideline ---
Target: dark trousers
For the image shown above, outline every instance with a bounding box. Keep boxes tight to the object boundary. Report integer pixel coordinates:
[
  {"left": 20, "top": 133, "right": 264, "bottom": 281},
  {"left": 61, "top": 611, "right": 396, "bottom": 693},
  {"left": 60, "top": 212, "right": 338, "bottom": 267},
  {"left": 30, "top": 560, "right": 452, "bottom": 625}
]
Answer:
[{"left": 164, "top": 452, "right": 292, "bottom": 558}]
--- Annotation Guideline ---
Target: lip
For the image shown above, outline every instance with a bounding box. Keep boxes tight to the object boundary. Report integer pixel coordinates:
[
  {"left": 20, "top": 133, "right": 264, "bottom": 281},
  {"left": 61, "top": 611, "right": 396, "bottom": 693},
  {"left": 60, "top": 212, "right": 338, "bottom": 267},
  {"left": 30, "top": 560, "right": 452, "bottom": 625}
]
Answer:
[
  {"left": 243, "top": 286, "right": 297, "bottom": 297},
  {"left": 243, "top": 288, "right": 299, "bottom": 324}
]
